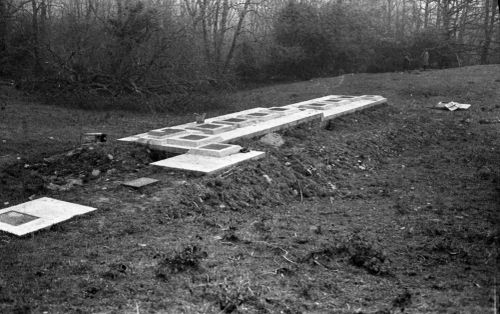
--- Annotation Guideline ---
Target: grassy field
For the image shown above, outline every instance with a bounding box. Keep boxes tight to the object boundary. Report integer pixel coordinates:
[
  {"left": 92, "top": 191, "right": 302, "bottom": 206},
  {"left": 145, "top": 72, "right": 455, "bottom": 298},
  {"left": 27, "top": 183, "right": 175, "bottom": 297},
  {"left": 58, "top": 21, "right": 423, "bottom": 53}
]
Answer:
[{"left": 0, "top": 65, "right": 499, "bottom": 313}]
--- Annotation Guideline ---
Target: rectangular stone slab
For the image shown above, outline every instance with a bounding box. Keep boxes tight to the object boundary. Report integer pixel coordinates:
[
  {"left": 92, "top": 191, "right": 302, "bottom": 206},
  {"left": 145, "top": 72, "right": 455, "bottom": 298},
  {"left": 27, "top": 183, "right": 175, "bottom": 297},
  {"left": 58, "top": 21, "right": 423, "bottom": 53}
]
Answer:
[
  {"left": 151, "top": 150, "right": 265, "bottom": 174},
  {"left": 321, "top": 97, "right": 387, "bottom": 122},
  {"left": 217, "top": 109, "right": 324, "bottom": 143},
  {"left": 165, "top": 134, "right": 222, "bottom": 148},
  {"left": 0, "top": 197, "right": 96, "bottom": 236},
  {"left": 328, "top": 95, "right": 359, "bottom": 99},
  {"left": 122, "top": 177, "right": 159, "bottom": 189},
  {"left": 213, "top": 117, "right": 254, "bottom": 128},
  {"left": 117, "top": 108, "right": 265, "bottom": 143},
  {"left": 299, "top": 102, "right": 346, "bottom": 110},
  {"left": 187, "top": 143, "right": 242, "bottom": 157},
  {"left": 240, "top": 111, "right": 280, "bottom": 122},
  {"left": 185, "top": 123, "right": 235, "bottom": 134},
  {"left": 263, "top": 107, "right": 300, "bottom": 117},
  {"left": 148, "top": 128, "right": 187, "bottom": 138}
]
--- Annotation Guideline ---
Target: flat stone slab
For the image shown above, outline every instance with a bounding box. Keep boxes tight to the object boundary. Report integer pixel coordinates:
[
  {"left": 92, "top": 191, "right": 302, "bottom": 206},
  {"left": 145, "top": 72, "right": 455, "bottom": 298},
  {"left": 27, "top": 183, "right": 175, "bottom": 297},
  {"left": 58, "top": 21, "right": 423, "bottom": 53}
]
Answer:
[
  {"left": 264, "top": 107, "right": 301, "bottom": 116},
  {"left": 122, "top": 177, "right": 159, "bottom": 189},
  {"left": 148, "top": 128, "right": 187, "bottom": 138},
  {"left": 118, "top": 96, "right": 387, "bottom": 153},
  {"left": 213, "top": 117, "right": 254, "bottom": 128},
  {"left": 321, "top": 97, "right": 387, "bottom": 121},
  {"left": 0, "top": 197, "right": 96, "bottom": 236},
  {"left": 240, "top": 111, "right": 280, "bottom": 122},
  {"left": 165, "top": 134, "right": 222, "bottom": 148},
  {"left": 188, "top": 143, "right": 242, "bottom": 157},
  {"left": 151, "top": 151, "right": 265, "bottom": 174},
  {"left": 299, "top": 101, "right": 346, "bottom": 110},
  {"left": 217, "top": 109, "right": 323, "bottom": 143},
  {"left": 186, "top": 123, "right": 235, "bottom": 134}
]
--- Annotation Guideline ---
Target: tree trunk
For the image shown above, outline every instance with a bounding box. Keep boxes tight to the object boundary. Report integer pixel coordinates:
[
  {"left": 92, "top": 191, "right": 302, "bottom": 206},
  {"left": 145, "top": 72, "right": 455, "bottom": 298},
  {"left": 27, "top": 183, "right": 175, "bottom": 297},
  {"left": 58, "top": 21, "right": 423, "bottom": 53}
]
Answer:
[
  {"left": 414, "top": 0, "right": 422, "bottom": 32},
  {"left": 442, "top": 0, "right": 451, "bottom": 39},
  {"left": 480, "top": 0, "right": 498, "bottom": 63},
  {"left": 199, "top": 0, "right": 211, "bottom": 63},
  {"left": 436, "top": 0, "right": 441, "bottom": 28},
  {"left": 215, "top": 0, "right": 229, "bottom": 73},
  {"left": 424, "top": 0, "right": 429, "bottom": 28},
  {"left": 386, "top": 0, "right": 393, "bottom": 33},
  {"left": 31, "top": 0, "right": 43, "bottom": 74},
  {"left": 457, "top": 0, "right": 469, "bottom": 44},
  {"left": 400, "top": 0, "right": 406, "bottom": 37},
  {"left": 0, "top": 0, "right": 7, "bottom": 52},
  {"left": 223, "top": 0, "right": 251, "bottom": 73}
]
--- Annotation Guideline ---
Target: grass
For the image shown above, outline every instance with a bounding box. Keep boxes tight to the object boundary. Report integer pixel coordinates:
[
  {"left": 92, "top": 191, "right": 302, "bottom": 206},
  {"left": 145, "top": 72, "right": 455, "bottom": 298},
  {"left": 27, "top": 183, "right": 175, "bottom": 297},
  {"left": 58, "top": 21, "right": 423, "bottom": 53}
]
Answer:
[{"left": 0, "top": 65, "right": 499, "bottom": 313}]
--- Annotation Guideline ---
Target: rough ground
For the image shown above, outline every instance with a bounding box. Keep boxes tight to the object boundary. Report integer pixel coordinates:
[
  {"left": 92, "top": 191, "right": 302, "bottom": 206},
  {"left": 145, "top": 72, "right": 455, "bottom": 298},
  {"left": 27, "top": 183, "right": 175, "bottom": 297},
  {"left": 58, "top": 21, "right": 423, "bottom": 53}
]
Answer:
[{"left": 0, "top": 65, "right": 499, "bottom": 313}]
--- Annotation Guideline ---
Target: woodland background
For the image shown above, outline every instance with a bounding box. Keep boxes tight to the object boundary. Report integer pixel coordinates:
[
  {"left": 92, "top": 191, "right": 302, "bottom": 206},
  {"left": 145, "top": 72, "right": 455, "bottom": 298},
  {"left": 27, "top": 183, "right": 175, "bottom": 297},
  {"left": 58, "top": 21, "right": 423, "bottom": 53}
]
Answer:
[{"left": 0, "top": 0, "right": 498, "bottom": 111}]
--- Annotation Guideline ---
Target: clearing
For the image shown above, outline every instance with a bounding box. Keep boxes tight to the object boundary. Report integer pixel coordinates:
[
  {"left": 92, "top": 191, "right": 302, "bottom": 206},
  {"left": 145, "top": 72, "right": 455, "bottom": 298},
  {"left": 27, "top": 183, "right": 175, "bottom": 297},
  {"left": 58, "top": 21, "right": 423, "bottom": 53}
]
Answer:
[{"left": 0, "top": 65, "right": 499, "bottom": 313}]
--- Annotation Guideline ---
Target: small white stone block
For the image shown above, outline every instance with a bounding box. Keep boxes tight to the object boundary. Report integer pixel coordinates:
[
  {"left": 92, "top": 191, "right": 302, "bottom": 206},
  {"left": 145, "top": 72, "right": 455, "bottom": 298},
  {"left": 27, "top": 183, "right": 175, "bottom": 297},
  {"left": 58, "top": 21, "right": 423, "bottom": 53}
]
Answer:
[
  {"left": 136, "top": 128, "right": 189, "bottom": 145},
  {"left": 0, "top": 197, "right": 96, "bottom": 236},
  {"left": 151, "top": 151, "right": 265, "bottom": 174},
  {"left": 299, "top": 101, "right": 346, "bottom": 110},
  {"left": 188, "top": 143, "right": 242, "bottom": 157},
  {"left": 165, "top": 134, "right": 222, "bottom": 148},
  {"left": 327, "top": 95, "right": 359, "bottom": 100},
  {"left": 186, "top": 123, "right": 235, "bottom": 134},
  {"left": 264, "top": 107, "right": 300, "bottom": 116},
  {"left": 213, "top": 117, "right": 254, "bottom": 128},
  {"left": 122, "top": 177, "right": 159, "bottom": 189},
  {"left": 148, "top": 128, "right": 187, "bottom": 138},
  {"left": 240, "top": 111, "right": 279, "bottom": 122}
]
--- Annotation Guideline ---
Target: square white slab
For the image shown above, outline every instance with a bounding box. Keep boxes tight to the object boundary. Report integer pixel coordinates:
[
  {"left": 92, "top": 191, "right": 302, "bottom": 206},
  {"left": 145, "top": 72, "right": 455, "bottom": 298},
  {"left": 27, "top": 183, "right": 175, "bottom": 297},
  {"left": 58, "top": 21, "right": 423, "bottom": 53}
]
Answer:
[
  {"left": 188, "top": 143, "right": 242, "bottom": 157},
  {"left": 122, "top": 177, "right": 159, "bottom": 189},
  {"left": 165, "top": 134, "right": 222, "bottom": 147},
  {"left": 151, "top": 151, "right": 265, "bottom": 174},
  {"left": 0, "top": 197, "right": 96, "bottom": 236},
  {"left": 185, "top": 123, "right": 235, "bottom": 134},
  {"left": 213, "top": 117, "right": 254, "bottom": 128},
  {"left": 240, "top": 111, "right": 279, "bottom": 121},
  {"left": 266, "top": 107, "right": 300, "bottom": 115},
  {"left": 299, "top": 101, "right": 346, "bottom": 110},
  {"left": 148, "top": 128, "right": 187, "bottom": 138}
]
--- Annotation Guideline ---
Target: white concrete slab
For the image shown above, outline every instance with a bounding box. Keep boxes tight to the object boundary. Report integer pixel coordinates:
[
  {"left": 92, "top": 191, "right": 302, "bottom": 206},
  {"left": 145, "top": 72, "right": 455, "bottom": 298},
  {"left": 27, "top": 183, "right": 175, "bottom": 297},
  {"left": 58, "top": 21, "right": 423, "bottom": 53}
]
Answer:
[
  {"left": 299, "top": 100, "right": 349, "bottom": 110},
  {"left": 217, "top": 109, "right": 324, "bottom": 143},
  {"left": 148, "top": 128, "right": 187, "bottom": 138},
  {"left": 282, "top": 95, "right": 334, "bottom": 109},
  {"left": 204, "top": 107, "right": 265, "bottom": 123},
  {"left": 165, "top": 134, "right": 222, "bottom": 148},
  {"left": 188, "top": 143, "right": 242, "bottom": 157},
  {"left": 185, "top": 123, "right": 235, "bottom": 134},
  {"left": 117, "top": 108, "right": 265, "bottom": 143},
  {"left": 138, "top": 109, "right": 323, "bottom": 152},
  {"left": 321, "top": 97, "right": 387, "bottom": 121},
  {"left": 212, "top": 117, "right": 255, "bottom": 128},
  {"left": 0, "top": 197, "right": 96, "bottom": 236},
  {"left": 266, "top": 107, "right": 301, "bottom": 115},
  {"left": 151, "top": 151, "right": 265, "bottom": 174},
  {"left": 118, "top": 95, "right": 386, "bottom": 153},
  {"left": 122, "top": 177, "right": 159, "bottom": 189}
]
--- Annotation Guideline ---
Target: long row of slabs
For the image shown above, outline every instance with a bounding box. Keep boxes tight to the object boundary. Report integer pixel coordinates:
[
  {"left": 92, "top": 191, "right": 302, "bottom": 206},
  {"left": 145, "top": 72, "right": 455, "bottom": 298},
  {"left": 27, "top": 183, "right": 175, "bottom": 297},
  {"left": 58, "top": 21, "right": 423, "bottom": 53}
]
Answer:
[
  {"left": 0, "top": 94, "right": 386, "bottom": 236},
  {"left": 119, "top": 94, "right": 387, "bottom": 174}
]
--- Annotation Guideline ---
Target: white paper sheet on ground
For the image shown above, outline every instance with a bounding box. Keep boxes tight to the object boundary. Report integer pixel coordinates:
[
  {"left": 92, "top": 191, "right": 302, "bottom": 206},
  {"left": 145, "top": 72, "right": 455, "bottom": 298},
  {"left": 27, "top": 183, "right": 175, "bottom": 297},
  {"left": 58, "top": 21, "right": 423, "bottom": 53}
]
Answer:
[
  {"left": 437, "top": 101, "right": 471, "bottom": 111},
  {"left": 0, "top": 197, "right": 96, "bottom": 236}
]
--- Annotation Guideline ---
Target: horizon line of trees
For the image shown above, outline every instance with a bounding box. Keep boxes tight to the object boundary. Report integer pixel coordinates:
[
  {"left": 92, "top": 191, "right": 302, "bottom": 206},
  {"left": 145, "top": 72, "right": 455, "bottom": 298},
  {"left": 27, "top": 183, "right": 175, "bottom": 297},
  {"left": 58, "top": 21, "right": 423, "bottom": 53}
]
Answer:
[{"left": 0, "top": 0, "right": 498, "bottom": 98}]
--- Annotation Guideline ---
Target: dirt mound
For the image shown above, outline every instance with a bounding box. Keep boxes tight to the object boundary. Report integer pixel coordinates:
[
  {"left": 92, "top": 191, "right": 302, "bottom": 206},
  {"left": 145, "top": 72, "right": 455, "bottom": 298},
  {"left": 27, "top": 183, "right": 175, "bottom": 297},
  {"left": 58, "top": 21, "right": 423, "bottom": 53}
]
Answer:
[{"left": 0, "top": 143, "right": 152, "bottom": 206}]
